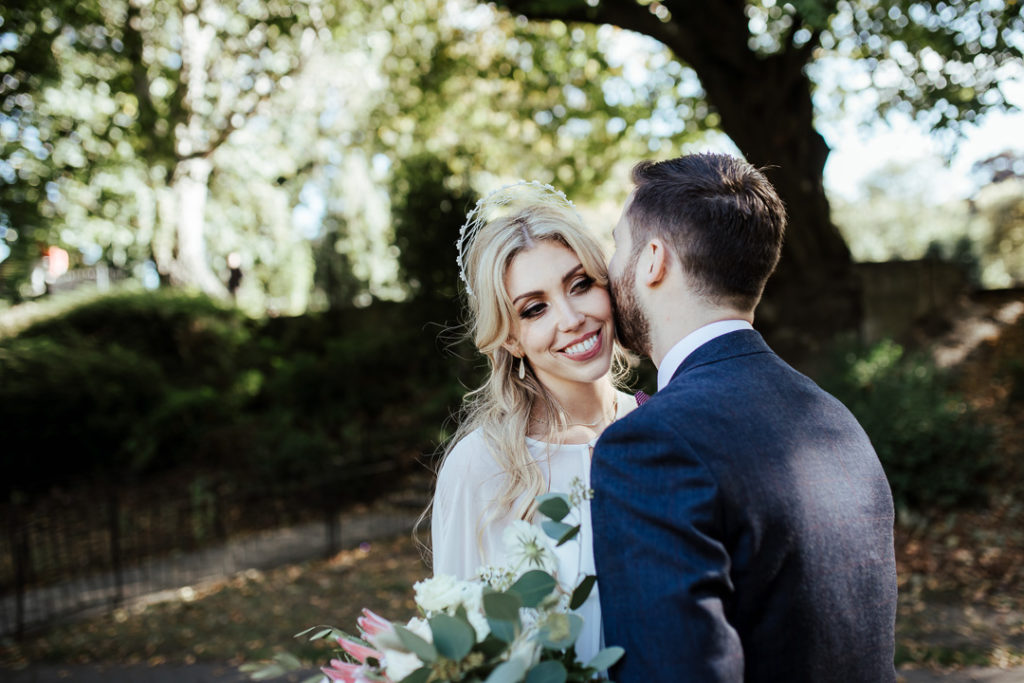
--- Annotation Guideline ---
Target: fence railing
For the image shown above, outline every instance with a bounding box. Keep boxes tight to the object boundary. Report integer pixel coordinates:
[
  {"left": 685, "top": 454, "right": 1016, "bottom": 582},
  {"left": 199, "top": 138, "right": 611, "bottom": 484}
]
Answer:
[{"left": 0, "top": 463, "right": 422, "bottom": 638}]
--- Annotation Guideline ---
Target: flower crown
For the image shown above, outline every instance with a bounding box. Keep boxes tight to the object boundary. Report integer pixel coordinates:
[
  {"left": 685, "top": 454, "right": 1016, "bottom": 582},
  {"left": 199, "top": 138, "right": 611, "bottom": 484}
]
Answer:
[{"left": 455, "top": 180, "right": 579, "bottom": 297}]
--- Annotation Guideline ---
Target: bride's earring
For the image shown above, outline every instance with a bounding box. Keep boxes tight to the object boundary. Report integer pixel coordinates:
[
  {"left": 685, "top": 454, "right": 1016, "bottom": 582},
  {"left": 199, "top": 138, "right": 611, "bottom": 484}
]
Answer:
[{"left": 518, "top": 357, "right": 526, "bottom": 380}]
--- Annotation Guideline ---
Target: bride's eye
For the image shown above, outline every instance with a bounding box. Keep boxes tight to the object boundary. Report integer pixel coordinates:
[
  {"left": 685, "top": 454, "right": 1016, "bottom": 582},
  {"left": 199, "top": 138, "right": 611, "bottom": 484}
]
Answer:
[
  {"left": 571, "top": 276, "right": 594, "bottom": 294},
  {"left": 520, "top": 302, "right": 546, "bottom": 319}
]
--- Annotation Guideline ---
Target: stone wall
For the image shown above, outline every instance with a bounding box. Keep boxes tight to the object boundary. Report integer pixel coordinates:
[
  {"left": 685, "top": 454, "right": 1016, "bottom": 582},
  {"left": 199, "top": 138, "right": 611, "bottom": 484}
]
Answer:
[{"left": 855, "top": 259, "right": 970, "bottom": 344}]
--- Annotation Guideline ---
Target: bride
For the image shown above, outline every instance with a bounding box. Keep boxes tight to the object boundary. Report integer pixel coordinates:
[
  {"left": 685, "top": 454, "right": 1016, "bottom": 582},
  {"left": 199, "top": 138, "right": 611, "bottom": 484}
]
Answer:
[{"left": 430, "top": 181, "right": 636, "bottom": 664}]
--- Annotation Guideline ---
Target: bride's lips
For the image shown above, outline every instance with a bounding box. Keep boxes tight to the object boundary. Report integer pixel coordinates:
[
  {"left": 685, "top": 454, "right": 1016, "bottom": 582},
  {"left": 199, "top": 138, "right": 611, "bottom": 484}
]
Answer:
[{"left": 559, "top": 330, "right": 603, "bottom": 362}]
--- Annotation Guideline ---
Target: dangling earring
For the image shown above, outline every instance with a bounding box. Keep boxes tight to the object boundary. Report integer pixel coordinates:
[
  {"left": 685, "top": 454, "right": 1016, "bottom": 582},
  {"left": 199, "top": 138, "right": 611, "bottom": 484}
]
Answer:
[{"left": 518, "top": 357, "right": 526, "bottom": 380}]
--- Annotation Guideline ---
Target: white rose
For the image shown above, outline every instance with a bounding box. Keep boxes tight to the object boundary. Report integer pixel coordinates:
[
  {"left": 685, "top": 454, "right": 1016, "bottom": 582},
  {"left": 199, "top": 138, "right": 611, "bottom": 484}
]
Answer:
[
  {"left": 414, "top": 574, "right": 466, "bottom": 612},
  {"left": 383, "top": 649, "right": 423, "bottom": 682},
  {"left": 404, "top": 616, "right": 434, "bottom": 643}
]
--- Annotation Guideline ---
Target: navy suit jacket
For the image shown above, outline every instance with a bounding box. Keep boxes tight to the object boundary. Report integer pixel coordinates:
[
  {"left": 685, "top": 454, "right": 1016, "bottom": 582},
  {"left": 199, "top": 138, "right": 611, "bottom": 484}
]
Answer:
[{"left": 591, "top": 330, "right": 897, "bottom": 682}]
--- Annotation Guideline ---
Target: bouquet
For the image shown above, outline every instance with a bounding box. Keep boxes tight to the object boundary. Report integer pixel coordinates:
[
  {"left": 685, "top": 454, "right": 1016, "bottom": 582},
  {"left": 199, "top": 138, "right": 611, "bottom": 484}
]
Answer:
[{"left": 243, "top": 484, "right": 623, "bottom": 683}]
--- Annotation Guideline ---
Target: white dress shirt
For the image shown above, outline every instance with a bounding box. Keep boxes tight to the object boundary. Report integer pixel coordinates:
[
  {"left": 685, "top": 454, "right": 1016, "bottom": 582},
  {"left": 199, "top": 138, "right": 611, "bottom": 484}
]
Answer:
[{"left": 656, "top": 320, "right": 754, "bottom": 391}]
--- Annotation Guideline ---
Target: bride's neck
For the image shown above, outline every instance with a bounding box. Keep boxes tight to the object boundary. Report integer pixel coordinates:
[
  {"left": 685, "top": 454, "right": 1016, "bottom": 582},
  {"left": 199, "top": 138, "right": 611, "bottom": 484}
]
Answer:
[{"left": 531, "top": 378, "right": 617, "bottom": 430}]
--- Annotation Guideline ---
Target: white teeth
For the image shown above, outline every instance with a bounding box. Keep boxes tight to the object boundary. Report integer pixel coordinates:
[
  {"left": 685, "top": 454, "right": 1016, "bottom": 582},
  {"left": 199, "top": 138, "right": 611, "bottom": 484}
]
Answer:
[{"left": 564, "top": 334, "right": 598, "bottom": 356}]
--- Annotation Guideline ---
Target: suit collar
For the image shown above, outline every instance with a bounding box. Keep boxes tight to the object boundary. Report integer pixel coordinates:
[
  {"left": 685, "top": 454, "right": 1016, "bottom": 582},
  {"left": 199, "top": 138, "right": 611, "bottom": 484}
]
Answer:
[
  {"left": 669, "top": 328, "right": 771, "bottom": 384},
  {"left": 657, "top": 320, "right": 754, "bottom": 390}
]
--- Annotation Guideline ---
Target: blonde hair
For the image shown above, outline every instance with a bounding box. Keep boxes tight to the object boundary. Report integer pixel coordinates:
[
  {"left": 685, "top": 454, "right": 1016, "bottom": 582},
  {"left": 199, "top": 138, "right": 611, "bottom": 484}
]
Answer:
[{"left": 430, "top": 201, "right": 631, "bottom": 556}]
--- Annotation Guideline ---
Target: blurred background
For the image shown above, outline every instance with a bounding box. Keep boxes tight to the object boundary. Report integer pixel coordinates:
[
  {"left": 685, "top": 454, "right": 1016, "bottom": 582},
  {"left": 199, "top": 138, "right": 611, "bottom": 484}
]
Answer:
[{"left": 1, "top": 0, "right": 1023, "bottom": 679}]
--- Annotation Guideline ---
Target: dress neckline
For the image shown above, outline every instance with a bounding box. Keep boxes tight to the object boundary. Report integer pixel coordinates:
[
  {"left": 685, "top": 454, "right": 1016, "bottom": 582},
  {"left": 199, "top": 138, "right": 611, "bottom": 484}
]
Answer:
[{"left": 523, "top": 390, "right": 637, "bottom": 448}]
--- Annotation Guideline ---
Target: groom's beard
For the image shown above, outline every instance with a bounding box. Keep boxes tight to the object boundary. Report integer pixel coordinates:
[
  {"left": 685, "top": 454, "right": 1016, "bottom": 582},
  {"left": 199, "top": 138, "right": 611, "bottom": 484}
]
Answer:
[{"left": 609, "top": 255, "right": 652, "bottom": 358}]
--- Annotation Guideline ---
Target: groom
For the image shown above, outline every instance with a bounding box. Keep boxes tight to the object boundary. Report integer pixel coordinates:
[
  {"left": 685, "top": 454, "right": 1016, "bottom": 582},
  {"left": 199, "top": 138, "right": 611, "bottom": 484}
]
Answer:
[{"left": 591, "top": 153, "right": 898, "bottom": 681}]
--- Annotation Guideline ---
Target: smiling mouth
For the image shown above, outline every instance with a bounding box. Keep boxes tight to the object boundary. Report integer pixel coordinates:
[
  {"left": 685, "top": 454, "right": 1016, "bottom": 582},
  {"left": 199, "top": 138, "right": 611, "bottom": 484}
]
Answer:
[{"left": 560, "top": 330, "right": 602, "bottom": 360}]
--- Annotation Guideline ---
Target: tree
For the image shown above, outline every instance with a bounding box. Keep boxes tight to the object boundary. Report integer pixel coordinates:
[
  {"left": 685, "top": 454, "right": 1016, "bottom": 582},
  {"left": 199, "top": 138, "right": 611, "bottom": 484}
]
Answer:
[
  {"left": 489, "top": 0, "right": 1023, "bottom": 356},
  {"left": 2, "top": 0, "right": 697, "bottom": 308},
  {"left": 1, "top": 0, "right": 330, "bottom": 297}
]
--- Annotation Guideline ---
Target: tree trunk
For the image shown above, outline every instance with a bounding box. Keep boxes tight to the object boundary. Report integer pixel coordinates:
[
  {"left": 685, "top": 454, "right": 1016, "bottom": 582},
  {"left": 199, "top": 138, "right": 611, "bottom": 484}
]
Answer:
[
  {"left": 164, "top": 8, "right": 227, "bottom": 298},
  {"left": 496, "top": 0, "right": 863, "bottom": 363},
  {"left": 169, "top": 157, "right": 227, "bottom": 297}
]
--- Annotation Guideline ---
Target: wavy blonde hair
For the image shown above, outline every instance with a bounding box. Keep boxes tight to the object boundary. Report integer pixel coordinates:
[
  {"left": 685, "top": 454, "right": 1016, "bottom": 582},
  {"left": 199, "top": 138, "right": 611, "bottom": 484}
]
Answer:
[{"left": 429, "top": 201, "right": 631, "bottom": 555}]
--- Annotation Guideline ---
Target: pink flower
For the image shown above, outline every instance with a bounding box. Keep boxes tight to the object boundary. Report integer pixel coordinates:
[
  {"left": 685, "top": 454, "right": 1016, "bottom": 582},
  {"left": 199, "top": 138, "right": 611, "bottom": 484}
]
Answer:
[
  {"left": 358, "top": 609, "right": 392, "bottom": 637},
  {"left": 358, "top": 608, "right": 402, "bottom": 651},
  {"left": 321, "top": 658, "right": 372, "bottom": 682},
  {"left": 337, "top": 636, "right": 383, "bottom": 665}
]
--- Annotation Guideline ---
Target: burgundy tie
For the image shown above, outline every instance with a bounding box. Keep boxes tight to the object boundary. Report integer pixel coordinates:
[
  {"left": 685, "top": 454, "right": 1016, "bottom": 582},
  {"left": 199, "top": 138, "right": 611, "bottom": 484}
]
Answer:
[{"left": 635, "top": 390, "right": 651, "bottom": 406}]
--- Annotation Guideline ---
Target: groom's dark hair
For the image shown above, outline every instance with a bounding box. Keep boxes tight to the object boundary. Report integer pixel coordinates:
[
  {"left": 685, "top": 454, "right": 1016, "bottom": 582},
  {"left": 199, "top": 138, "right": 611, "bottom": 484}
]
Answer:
[{"left": 626, "top": 152, "right": 786, "bottom": 311}]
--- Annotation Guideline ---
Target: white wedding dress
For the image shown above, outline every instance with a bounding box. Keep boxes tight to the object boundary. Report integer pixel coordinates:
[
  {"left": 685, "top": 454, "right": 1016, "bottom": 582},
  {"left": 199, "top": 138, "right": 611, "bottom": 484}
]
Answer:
[{"left": 430, "top": 392, "right": 636, "bottom": 667}]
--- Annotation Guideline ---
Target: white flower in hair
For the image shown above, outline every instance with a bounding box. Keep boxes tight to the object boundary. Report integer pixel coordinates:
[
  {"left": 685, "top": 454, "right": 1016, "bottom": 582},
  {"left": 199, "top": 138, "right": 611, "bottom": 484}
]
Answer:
[{"left": 456, "top": 180, "right": 580, "bottom": 298}]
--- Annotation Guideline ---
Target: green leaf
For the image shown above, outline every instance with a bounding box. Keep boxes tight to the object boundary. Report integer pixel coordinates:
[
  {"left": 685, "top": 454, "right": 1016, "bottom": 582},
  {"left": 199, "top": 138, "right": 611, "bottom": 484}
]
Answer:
[
  {"left": 539, "top": 613, "right": 583, "bottom": 650},
  {"left": 536, "top": 493, "right": 571, "bottom": 521},
  {"left": 485, "top": 657, "right": 528, "bottom": 683},
  {"left": 510, "top": 570, "right": 557, "bottom": 608},
  {"left": 293, "top": 624, "right": 340, "bottom": 640},
  {"left": 241, "top": 662, "right": 286, "bottom": 680},
  {"left": 272, "top": 652, "right": 302, "bottom": 670},
  {"left": 394, "top": 624, "right": 438, "bottom": 663},
  {"left": 429, "top": 613, "right": 476, "bottom": 661},
  {"left": 399, "top": 668, "right": 433, "bottom": 683},
  {"left": 483, "top": 590, "right": 523, "bottom": 621},
  {"left": 525, "top": 660, "right": 568, "bottom": 683},
  {"left": 477, "top": 634, "right": 509, "bottom": 659},
  {"left": 586, "top": 646, "right": 625, "bottom": 671},
  {"left": 484, "top": 589, "right": 522, "bottom": 642},
  {"left": 569, "top": 574, "right": 596, "bottom": 609},
  {"left": 541, "top": 520, "right": 573, "bottom": 541},
  {"left": 541, "top": 520, "right": 580, "bottom": 546}
]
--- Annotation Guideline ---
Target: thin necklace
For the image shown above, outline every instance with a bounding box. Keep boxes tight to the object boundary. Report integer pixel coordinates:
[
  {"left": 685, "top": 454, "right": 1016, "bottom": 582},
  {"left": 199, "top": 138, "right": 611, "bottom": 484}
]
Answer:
[{"left": 534, "top": 397, "right": 618, "bottom": 429}]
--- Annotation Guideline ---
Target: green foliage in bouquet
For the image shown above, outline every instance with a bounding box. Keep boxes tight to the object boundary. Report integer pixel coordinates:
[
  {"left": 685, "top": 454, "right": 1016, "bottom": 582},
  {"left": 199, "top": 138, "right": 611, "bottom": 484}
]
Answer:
[{"left": 242, "top": 489, "right": 624, "bottom": 683}]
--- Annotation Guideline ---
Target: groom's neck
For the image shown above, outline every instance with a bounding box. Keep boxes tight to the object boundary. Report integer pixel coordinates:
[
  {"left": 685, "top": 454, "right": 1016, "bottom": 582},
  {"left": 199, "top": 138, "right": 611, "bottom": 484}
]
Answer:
[{"left": 649, "top": 296, "right": 753, "bottom": 369}]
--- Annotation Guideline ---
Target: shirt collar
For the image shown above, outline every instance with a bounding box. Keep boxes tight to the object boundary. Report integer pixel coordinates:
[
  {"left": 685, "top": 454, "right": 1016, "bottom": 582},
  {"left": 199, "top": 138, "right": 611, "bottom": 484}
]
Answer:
[{"left": 656, "top": 320, "right": 754, "bottom": 391}]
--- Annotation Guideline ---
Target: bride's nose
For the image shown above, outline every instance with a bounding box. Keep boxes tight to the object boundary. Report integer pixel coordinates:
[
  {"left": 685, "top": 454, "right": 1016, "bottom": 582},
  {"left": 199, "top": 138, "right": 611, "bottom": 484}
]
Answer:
[{"left": 555, "top": 298, "right": 585, "bottom": 331}]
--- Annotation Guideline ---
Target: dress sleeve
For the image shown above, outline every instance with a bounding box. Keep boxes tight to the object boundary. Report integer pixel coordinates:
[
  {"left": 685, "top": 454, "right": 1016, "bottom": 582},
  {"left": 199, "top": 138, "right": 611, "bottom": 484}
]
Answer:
[{"left": 431, "top": 432, "right": 504, "bottom": 579}]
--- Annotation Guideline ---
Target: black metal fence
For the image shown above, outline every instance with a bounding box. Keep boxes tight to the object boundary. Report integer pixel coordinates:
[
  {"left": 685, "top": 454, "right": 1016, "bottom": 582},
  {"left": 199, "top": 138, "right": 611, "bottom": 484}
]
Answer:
[{"left": 0, "top": 464, "right": 423, "bottom": 638}]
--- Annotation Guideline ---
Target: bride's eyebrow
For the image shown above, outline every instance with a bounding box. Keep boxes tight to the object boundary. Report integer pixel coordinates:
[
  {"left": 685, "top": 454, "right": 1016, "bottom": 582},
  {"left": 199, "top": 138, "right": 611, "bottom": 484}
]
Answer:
[{"left": 511, "top": 263, "right": 586, "bottom": 305}]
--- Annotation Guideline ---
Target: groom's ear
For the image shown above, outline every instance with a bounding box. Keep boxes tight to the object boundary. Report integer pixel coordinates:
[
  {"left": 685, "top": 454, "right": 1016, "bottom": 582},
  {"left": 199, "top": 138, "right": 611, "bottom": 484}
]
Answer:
[{"left": 639, "top": 238, "right": 670, "bottom": 288}]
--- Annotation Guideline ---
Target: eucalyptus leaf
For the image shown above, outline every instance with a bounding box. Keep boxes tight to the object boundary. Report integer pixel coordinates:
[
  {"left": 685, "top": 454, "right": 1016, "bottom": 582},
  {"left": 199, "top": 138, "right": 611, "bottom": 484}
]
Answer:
[
  {"left": 487, "top": 617, "right": 518, "bottom": 644},
  {"left": 536, "top": 493, "right": 571, "bottom": 522},
  {"left": 485, "top": 657, "right": 528, "bottom": 683},
  {"left": 484, "top": 591, "right": 521, "bottom": 642},
  {"left": 541, "top": 520, "right": 573, "bottom": 542},
  {"left": 429, "top": 613, "right": 476, "bottom": 661},
  {"left": 399, "top": 668, "right": 433, "bottom": 683},
  {"left": 542, "top": 520, "right": 581, "bottom": 547},
  {"left": 394, "top": 624, "right": 438, "bottom": 663},
  {"left": 524, "top": 660, "right": 568, "bottom": 683},
  {"left": 569, "top": 574, "right": 596, "bottom": 609},
  {"left": 586, "top": 646, "right": 625, "bottom": 671},
  {"left": 483, "top": 590, "right": 522, "bottom": 621},
  {"left": 477, "top": 634, "right": 509, "bottom": 659},
  {"left": 510, "top": 570, "right": 557, "bottom": 608}
]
